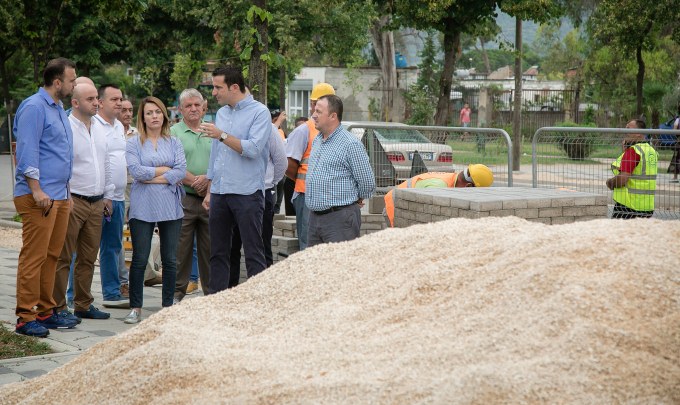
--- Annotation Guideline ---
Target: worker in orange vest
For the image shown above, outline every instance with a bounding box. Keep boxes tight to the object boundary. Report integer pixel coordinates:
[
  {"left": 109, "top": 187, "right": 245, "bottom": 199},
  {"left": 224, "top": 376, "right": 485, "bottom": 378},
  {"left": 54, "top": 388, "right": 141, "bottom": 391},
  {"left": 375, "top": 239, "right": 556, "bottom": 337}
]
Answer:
[
  {"left": 384, "top": 164, "right": 494, "bottom": 227},
  {"left": 285, "top": 82, "right": 336, "bottom": 250}
]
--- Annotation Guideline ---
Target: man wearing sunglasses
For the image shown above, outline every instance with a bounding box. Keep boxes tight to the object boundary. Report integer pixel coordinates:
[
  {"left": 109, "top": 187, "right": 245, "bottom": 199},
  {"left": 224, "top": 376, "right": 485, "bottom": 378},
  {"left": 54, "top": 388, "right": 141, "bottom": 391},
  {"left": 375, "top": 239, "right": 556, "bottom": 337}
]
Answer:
[
  {"left": 13, "top": 58, "right": 79, "bottom": 337},
  {"left": 384, "top": 164, "right": 494, "bottom": 227}
]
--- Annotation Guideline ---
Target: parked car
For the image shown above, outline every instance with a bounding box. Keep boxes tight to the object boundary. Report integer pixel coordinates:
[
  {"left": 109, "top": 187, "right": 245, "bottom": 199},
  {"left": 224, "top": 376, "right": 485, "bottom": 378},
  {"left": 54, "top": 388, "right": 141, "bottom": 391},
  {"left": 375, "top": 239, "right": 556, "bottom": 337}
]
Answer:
[{"left": 342, "top": 121, "right": 454, "bottom": 182}]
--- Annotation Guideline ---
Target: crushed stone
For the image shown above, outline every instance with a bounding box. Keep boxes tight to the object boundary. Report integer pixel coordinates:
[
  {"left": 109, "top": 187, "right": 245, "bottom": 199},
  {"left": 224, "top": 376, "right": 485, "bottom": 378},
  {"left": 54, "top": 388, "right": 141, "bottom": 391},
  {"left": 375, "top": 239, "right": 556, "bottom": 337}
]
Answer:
[{"left": 1, "top": 217, "right": 678, "bottom": 404}]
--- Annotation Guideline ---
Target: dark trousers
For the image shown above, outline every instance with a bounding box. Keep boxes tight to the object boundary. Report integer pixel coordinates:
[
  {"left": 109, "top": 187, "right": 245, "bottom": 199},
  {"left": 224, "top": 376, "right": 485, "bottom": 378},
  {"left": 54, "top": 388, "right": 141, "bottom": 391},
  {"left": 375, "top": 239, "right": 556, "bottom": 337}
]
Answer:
[
  {"left": 208, "top": 192, "right": 265, "bottom": 294},
  {"left": 611, "top": 202, "right": 653, "bottom": 219},
  {"left": 283, "top": 177, "right": 295, "bottom": 216},
  {"left": 175, "top": 194, "right": 211, "bottom": 300},
  {"left": 274, "top": 179, "right": 285, "bottom": 215},
  {"left": 308, "top": 204, "right": 361, "bottom": 248},
  {"left": 229, "top": 188, "right": 276, "bottom": 286},
  {"left": 129, "top": 218, "right": 182, "bottom": 308}
]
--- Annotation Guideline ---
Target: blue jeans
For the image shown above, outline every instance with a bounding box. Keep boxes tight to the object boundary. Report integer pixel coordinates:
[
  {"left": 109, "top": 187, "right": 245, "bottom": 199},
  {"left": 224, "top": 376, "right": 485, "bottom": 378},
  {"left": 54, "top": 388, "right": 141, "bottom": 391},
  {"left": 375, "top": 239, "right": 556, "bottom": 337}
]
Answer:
[
  {"left": 293, "top": 193, "right": 309, "bottom": 250},
  {"left": 129, "top": 218, "right": 182, "bottom": 308},
  {"left": 190, "top": 238, "right": 199, "bottom": 283},
  {"left": 99, "top": 200, "right": 125, "bottom": 300},
  {"left": 66, "top": 254, "right": 76, "bottom": 302}
]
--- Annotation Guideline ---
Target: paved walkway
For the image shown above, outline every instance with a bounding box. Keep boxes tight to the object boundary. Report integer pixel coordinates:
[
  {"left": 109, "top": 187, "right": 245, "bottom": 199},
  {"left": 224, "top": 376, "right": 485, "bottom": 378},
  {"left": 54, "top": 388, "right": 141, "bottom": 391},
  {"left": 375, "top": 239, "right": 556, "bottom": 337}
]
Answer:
[{"left": 0, "top": 245, "right": 202, "bottom": 386}]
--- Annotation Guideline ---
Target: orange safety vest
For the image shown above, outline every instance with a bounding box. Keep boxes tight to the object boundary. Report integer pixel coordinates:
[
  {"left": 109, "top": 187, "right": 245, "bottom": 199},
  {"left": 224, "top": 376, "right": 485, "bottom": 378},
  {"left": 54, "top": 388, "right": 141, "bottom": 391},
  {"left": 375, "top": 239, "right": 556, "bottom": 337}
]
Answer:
[
  {"left": 294, "top": 119, "right": 319, "bottom": 194},
  {"left": 384, "top": 172, "right": 458, "bottom": 227}
]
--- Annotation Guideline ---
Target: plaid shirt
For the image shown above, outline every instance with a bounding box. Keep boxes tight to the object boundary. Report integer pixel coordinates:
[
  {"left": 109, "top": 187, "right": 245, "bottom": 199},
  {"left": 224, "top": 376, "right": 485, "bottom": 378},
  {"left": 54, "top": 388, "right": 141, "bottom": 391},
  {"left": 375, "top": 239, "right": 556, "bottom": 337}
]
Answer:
[{"left": 305, "top": 124, "right": 375, "bottom": 211}]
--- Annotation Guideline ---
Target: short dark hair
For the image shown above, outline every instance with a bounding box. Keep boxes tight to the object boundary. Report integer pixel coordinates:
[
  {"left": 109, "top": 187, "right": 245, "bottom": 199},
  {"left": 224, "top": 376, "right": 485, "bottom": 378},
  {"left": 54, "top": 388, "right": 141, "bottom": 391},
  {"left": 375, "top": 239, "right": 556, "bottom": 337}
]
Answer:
[
  {"left": 318, "top": 95, "right": 343, "bottom": 122},
  {"left": 629, "top": 119, "right": 646, "bottom": 129},
  {"left": 295, "top": 116, "right": 308, "bottom": 125},
  {"left": 98, "top": 84, "right": 121, "bottom": 100},
  {"left": 43, "top": 57, "right": 76, "bottom": 87},
  {"left": 212, "top": 66, "right": 245, "bottom": 93}
]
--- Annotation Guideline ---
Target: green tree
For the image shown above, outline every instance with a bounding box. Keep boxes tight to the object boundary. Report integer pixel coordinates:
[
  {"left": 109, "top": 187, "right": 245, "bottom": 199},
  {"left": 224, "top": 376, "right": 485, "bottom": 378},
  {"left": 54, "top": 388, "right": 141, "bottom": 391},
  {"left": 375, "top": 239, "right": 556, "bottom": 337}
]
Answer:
[
  {"left": 404, "top": 30, "right": 441, "bottom": 125},
  {"left": 391, "top": 0, "right": 498, "bottom": 126},
  {"left": 588, "top": 0, "right": 680, "bottom": 115}
]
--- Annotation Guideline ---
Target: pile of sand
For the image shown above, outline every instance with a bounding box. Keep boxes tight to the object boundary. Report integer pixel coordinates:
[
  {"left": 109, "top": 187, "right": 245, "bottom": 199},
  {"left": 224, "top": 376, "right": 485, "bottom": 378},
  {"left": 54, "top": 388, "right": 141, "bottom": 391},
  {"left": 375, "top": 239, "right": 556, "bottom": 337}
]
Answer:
[{"left": 1, "top": 217, "right": 678, "bottom": 404}]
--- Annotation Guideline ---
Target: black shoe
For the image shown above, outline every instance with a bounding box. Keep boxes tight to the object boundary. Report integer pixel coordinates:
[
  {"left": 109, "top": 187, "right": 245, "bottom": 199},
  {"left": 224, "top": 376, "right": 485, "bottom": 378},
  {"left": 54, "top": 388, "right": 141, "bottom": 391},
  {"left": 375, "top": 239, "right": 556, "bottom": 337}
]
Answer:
[{"left": 74, "top": 305, "right": 110, "bottom": 320}]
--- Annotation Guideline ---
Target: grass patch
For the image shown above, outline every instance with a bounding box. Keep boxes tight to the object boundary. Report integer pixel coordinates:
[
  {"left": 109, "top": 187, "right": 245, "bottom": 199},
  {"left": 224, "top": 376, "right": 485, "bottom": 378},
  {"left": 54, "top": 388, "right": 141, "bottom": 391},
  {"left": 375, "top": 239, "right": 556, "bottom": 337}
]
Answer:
[
  {"left": 0, "top": 322, "right": 52, "bottom": 360},
  {"left": 12, "top": 213, "right": 22, "bottom": 223}
]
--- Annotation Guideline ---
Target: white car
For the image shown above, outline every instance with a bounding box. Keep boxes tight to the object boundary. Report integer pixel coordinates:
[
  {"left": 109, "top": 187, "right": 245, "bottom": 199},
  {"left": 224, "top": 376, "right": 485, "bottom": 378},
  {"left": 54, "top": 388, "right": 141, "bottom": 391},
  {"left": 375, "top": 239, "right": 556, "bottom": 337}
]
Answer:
[{"left": 342, "top": 121, "right": 454, "bottom": 183}]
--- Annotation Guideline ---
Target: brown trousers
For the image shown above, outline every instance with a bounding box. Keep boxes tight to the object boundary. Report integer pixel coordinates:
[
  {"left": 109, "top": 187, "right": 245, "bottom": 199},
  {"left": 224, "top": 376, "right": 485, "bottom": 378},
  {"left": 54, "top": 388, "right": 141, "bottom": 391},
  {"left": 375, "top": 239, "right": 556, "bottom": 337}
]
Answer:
[
  {"left": 53, "top": 197, "right": 104, "bottom": 312},
  {"left": 174, "top": 194, "right": 210, "bottom": 299},
  {"left": 14, "top": 194, "right": 70, "bottom": 323}
]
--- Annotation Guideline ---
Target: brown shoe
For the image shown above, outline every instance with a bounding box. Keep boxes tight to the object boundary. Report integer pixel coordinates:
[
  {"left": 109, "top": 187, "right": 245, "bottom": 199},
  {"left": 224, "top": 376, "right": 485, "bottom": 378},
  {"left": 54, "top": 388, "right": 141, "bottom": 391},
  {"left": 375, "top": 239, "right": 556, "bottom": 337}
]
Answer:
[
  {"left": 120, "top": 283, "right": 129, "bottom": 298},
  {"left": 144, "top": 275, "right": 163, "bottom": 287}
]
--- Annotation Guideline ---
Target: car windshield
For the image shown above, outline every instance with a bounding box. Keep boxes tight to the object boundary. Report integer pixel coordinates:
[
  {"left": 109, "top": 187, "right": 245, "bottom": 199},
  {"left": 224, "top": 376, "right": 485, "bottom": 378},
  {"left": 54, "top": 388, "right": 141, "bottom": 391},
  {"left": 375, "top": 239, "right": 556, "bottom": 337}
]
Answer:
[{"left": 373, "top": 128, "right": 430, "bottom": 143}]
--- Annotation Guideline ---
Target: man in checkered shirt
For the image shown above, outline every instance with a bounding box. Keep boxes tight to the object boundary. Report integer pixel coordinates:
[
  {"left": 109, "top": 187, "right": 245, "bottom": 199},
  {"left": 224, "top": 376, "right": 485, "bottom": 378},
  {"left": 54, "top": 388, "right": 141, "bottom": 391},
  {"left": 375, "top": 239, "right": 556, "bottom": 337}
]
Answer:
[{"left": 305, "top": 95, "right": 375, "bottom": 247}]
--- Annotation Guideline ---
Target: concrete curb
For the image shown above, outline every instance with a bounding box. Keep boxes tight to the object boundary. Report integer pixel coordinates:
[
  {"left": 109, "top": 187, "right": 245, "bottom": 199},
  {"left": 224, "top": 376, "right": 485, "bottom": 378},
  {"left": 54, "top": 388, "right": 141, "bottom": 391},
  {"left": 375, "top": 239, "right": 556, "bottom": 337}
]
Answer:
[{"left": 0, "top": 219, "right": 21, "bottom": 229}]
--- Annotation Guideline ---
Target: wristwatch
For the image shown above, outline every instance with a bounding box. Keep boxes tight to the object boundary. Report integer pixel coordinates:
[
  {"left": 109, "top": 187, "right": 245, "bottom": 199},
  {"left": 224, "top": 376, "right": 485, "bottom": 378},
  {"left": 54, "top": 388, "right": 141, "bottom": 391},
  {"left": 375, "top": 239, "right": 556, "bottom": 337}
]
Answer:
[{"left": 219, "top": 132, "right": 228, "bottom": 142}]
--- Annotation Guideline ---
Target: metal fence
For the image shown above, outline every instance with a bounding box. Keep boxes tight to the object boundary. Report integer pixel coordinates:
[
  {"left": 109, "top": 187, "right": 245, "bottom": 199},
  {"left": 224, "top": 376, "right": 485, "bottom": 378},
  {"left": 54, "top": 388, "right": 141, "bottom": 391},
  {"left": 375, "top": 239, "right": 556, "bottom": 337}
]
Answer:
[
  {"left": 532, "top": 127, "right": 680, "bottom": 219},
  {"left": 344, "top": 123, "right": 513, "bottom": 192}
]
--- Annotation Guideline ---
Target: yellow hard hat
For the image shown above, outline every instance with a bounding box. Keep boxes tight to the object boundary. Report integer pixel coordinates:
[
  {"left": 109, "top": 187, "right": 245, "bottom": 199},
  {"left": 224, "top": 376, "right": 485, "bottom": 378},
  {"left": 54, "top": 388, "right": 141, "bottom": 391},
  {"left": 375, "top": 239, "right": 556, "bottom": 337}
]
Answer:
[
  {"left": 310, "top": 83, "right": 335, "bottom": 100},
  {"left": 467, "top": 164, "right": 493, "bottom": 187}
]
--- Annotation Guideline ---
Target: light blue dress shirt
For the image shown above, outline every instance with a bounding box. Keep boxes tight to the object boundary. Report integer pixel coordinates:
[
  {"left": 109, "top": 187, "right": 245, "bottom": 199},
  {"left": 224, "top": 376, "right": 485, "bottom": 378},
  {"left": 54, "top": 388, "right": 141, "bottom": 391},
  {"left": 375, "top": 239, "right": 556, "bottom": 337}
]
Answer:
[
  {"left": 206, "top": 95, "right": 270, "bottom": 195},
  {"left": 305, "top": 125, "right": 376, "bottom": 211},
  {"left": 13, "top": 88, "right": 73, "bottom": 200},
  {"left": 126, "top": 135, "right": 187, "bottom": 222}
]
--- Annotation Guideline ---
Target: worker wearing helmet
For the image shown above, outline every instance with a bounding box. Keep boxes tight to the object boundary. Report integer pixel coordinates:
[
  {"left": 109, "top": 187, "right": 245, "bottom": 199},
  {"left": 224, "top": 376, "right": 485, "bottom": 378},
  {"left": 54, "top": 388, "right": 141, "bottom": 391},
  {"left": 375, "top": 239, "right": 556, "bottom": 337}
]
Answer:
[
  {"left": 284, "top": 82, "right": 335, "bottom": 250},
  {"left": 384, "top": 164, "right": 494, "bottom": 227}
]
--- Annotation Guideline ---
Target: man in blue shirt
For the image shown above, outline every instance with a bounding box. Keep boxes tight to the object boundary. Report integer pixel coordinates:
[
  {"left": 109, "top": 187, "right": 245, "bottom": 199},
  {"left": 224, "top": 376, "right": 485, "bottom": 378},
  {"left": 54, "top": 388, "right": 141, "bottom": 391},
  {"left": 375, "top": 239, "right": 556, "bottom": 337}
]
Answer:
[
  {"left": 199, "top": 67, "right": 270, "bottom": 293},
  {"left": 13, "top": 57, "right": 79, "bottom": 337},
  {"left": 305, "top": 95, "right": 376, "bottom": 247}
]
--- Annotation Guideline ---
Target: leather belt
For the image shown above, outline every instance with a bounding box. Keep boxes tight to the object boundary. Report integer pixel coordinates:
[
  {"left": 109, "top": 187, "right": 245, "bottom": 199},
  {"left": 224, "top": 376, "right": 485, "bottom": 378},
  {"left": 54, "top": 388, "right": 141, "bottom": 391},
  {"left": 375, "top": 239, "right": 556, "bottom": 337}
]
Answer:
[
  {"left": 71, "top": 193, "right": 104, "bottom": 203},
  {"left": 313, "top": 203, "right": 355, "bottom": 215}
]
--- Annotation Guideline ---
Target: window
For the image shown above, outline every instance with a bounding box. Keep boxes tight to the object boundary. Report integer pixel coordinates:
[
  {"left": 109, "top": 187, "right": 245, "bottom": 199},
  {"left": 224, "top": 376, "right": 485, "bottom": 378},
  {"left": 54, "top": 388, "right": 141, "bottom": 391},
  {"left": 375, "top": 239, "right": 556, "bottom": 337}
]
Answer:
[{"left": 289, "top": 89, "right": 310, "bottom": 119}]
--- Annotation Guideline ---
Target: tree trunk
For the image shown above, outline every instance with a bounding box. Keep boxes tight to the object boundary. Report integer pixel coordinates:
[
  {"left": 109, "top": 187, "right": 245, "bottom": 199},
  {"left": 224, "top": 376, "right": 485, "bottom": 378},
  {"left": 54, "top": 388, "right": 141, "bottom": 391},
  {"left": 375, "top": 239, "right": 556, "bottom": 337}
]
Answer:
[
  {"left": 512, "top": 18, "right": 522, "bottom": 171},
  {"left": 635, "top": 44, "right": 644, "bottom": 117},
  {"left": 369, "top": 15, "right": 396, "bottom": 121},
  {"left": 249, "top": 0, "right": 268, "bottom": 104},
  {"left": 0, "top": 53, "right": 13, "bottom": 110},
  {"left": 434, "top": 24, "right": 459, "bottom": 126}
]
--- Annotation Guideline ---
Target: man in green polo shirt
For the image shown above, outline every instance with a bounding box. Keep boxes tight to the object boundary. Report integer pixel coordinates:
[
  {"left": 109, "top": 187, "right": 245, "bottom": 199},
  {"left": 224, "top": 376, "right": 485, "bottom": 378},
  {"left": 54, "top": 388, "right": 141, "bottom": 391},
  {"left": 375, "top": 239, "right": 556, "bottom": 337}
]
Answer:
[{"left": 171, "top": 88, "right": 213, "bottom": 301}]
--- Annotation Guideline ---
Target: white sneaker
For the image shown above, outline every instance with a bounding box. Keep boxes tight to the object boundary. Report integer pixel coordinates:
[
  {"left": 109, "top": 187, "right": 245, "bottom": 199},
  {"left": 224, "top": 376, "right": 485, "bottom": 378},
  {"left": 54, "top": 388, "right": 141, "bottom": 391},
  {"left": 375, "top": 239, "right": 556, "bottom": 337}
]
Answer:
[{"left": 124, "top": 309, "right": 141, "bottom": 324}]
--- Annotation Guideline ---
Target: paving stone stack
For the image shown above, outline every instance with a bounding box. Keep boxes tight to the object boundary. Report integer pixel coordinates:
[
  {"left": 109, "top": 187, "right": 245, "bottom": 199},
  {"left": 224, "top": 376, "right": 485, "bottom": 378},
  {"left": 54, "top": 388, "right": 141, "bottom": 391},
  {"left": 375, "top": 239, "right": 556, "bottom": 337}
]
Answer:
[{"left": 393, "top": 187, "right": 608, "bottom": 228}]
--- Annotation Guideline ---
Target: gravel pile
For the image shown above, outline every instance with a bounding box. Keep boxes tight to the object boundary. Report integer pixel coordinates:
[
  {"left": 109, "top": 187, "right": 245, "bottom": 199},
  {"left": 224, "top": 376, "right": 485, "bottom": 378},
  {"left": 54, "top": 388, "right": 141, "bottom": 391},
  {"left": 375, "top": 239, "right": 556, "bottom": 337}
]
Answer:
[{"left": 1, "top": 217, "right": 678, "bottom": 404}]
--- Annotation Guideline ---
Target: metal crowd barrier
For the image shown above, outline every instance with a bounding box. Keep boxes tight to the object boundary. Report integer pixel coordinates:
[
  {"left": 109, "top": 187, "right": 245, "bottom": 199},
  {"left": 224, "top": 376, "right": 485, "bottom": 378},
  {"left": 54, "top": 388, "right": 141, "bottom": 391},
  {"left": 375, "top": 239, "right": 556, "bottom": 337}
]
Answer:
[
  {"left": 532, "top": 127, "right": 680, "bottom": 219},
  {"left": 345, "top": 123, "right": 513, "bottom": 192}
]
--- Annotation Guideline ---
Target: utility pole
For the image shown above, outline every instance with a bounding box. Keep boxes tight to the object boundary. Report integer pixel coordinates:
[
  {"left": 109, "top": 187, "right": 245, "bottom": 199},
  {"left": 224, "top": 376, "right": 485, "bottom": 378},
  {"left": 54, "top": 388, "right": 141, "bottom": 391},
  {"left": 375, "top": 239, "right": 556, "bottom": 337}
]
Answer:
[{"left": 512, "top": 17, "right": 522, "bottom": 171}]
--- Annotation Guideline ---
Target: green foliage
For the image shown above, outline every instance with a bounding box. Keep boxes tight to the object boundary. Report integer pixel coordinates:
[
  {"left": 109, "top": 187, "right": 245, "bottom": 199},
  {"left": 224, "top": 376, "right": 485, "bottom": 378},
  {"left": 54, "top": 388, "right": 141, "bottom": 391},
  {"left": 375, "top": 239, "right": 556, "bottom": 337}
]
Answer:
[
  {"left": 403, "top": 30, "right": 440, "bottom": 125},
  {"left": 170, "top": 54, "right": 203, "bottom": 93},
  {"left": 555, "top": 121, "right": 598, "bottom": 159}
]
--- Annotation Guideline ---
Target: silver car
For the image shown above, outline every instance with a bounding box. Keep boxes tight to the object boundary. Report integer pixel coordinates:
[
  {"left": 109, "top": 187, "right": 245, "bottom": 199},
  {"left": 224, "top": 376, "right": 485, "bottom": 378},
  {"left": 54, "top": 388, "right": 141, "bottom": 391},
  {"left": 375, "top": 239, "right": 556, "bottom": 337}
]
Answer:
[{"left": 342, "top": 121, "right": 454, "bottom": 183}]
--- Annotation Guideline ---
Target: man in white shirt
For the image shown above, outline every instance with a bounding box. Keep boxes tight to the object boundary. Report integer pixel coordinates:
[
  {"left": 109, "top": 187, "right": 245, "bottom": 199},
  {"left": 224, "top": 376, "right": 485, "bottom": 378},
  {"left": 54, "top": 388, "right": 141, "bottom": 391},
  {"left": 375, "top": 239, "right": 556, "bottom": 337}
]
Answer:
[
  {"left": 94, "top": 84, "right": 129, "bottom": 308},
  {"left": 51, "top": 82, "right": 114, "bottom": 321}
]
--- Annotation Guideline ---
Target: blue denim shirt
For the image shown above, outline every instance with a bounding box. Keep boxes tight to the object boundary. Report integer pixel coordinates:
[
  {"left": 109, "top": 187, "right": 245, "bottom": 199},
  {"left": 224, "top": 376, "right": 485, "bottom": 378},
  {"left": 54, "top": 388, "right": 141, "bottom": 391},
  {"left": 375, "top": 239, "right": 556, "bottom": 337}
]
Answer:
[
  {"left": 13, "top": 88, "right": 73, "bottom": 200},
  {"left": 206, "top": 95, "right": 270, "bottom": 195}
]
